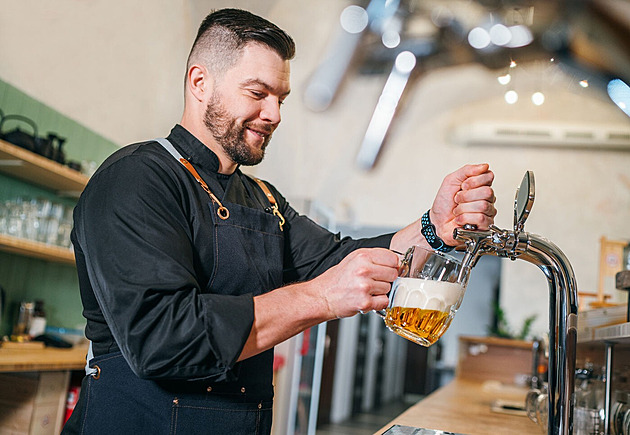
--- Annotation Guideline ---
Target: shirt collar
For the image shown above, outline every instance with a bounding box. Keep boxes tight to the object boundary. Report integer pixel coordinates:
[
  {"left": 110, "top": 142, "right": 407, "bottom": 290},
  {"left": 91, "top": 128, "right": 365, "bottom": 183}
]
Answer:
[{"left": 167, "top": 124, "right": 232, "bottom": 174}]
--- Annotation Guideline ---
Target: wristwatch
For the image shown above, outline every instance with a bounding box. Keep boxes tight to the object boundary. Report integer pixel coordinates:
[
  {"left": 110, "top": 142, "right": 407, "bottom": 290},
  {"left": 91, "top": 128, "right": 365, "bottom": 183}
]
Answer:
[{"left": 420, "top": 210, "right": 454, "bottom": 253}]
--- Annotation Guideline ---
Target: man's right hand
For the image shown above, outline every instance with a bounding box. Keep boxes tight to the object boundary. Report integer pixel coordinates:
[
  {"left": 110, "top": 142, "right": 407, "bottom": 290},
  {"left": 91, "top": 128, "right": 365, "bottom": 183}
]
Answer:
[{"left": 313, "top": 248, "right": 399, "bottom": 319}]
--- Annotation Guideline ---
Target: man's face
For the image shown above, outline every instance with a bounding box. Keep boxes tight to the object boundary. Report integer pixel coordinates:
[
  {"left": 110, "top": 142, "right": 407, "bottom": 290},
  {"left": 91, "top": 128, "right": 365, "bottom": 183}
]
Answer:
[{"left": 204, "top": 43, "right": 291, "bottom": 166}]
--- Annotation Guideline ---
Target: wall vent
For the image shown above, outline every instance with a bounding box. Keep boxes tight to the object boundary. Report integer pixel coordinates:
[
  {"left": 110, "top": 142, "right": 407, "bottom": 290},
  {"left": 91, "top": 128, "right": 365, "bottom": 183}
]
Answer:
[{"left": 451, "top": 121, "right": 630, "bottom": 150}]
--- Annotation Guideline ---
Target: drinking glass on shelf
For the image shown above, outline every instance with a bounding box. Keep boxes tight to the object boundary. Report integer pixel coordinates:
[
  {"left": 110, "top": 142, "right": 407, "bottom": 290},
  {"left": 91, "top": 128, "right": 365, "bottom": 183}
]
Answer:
[
  {"left": 45, "top": 202, "right": 64, "bottom": 246},
  {"left": 56, "top": 206, "right": 73, "bottom": 249},
  {"left": 34, "top": 198, "right": 52, "bottom": 243},
  {"left": 7, "top": 197, "right": 25, "bottom": 238},
  {"left": 0, "top": 200, "right": 9, "bottom": 234}
]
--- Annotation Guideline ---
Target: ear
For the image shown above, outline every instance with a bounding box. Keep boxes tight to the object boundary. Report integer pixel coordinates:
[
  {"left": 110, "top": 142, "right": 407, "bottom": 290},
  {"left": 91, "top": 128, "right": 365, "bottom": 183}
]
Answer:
[{"left": 186, "top": 64, "right": 212, "bottom": 102}]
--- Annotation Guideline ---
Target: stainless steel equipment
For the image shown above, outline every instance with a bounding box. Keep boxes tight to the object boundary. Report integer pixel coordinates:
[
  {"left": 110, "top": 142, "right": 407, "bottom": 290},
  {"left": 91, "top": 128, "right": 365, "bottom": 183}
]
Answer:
[{"left": 453, "top": 171, "right": 579, "bottom": 434}]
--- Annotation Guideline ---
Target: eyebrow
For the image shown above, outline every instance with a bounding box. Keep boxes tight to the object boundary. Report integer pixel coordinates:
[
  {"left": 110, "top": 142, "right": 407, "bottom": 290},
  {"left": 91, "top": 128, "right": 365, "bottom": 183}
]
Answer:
[{"left": 241, "top": 78, "right": 291, "bottom": 97}]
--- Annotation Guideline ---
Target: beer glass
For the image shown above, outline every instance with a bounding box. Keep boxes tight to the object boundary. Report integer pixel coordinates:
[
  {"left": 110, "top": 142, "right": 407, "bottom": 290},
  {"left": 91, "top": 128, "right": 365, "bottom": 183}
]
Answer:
[{"left": 378, "top": 245, "right": 469, "bottom": 347}]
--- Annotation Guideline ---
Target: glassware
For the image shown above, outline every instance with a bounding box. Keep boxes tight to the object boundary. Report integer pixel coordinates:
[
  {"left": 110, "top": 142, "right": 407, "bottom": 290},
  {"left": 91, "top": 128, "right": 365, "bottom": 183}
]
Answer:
[
  {"left": 612, "top": 392, "right": 629, "bottom": 435},
  {"left": 376, "top": 245, "right": 469, "bottom": 347},
  {"left": 574, "top": 364, "right": 605, "bottom": 435}
]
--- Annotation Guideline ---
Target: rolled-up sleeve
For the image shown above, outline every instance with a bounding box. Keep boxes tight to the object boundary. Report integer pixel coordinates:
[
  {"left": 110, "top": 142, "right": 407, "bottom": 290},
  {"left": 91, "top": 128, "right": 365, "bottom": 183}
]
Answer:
[{"left": 74, "top": 153, "right": 252, "bottom": 381}]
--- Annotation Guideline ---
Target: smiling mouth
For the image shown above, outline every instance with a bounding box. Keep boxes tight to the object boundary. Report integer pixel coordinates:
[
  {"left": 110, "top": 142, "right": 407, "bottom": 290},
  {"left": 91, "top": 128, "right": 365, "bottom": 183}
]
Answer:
[{"left": 246, "top": 126, "right": 273, "bottom": 141}]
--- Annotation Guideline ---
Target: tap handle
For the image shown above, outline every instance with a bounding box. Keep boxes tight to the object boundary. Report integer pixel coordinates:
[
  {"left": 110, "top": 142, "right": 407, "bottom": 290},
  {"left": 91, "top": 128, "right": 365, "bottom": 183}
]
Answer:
[{"left": 514, "top": 171, "right": 535, "bottom": 233}]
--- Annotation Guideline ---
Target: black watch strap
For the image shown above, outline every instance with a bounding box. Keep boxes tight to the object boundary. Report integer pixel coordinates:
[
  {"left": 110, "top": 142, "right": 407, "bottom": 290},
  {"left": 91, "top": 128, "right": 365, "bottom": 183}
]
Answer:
[{"left": 420, "top": 210, "right": 454, "bottom": 253}]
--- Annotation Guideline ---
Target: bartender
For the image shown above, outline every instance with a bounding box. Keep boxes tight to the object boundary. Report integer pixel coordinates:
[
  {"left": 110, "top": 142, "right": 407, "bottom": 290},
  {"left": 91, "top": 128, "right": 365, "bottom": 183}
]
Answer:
[{"left": 63, "top": 8, "right": 496, "bottom": 435}]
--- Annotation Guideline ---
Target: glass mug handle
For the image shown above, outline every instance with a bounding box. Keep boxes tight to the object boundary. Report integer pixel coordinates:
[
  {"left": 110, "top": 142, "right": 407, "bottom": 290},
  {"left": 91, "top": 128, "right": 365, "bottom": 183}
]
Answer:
[{"left": 365, "top": 247, "right": 413, "bottom": 316}]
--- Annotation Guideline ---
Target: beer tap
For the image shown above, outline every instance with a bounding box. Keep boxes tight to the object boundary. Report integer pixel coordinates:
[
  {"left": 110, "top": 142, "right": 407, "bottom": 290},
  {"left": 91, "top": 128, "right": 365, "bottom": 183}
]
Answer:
[{"left": 454, "top": 171, "right": 579, "bottom": 435}]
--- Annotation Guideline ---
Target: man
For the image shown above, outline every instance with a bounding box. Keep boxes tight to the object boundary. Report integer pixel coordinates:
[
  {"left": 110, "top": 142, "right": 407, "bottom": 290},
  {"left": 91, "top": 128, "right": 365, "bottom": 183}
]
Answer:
[{"left": 63, "top": 8, "right": 496, "bottom": 435}]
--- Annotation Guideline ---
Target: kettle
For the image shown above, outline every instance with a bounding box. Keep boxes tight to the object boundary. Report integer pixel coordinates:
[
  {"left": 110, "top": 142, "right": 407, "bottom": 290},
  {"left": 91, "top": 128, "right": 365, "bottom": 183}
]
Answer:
[
  {"left": 0, "top": 112, "right": 67, "bottom": 162},
  {"left": 0, "top": 113, "right": 39, "bottom": 153}
]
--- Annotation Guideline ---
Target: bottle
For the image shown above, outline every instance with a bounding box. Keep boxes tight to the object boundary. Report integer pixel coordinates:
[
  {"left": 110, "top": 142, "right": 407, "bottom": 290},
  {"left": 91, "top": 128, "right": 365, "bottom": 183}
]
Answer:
[
  {"left": 14, "top": 301, "right": 34, "bottom": 336},
  {"left": 28, "top": 300, "right": 46, "bottom": 338}
]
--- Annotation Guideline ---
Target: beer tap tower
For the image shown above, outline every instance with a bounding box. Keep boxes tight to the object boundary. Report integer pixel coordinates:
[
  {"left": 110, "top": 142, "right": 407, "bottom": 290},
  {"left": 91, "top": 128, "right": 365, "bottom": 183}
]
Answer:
[{"left": 454, "top": 171, "right": 579, "bottom": 435}]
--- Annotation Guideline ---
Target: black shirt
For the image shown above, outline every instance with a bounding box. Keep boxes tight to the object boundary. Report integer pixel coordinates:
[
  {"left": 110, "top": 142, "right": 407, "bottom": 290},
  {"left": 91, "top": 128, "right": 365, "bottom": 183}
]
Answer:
[{"left": 72, "top": 125, "right": 393, "bottom": 382}]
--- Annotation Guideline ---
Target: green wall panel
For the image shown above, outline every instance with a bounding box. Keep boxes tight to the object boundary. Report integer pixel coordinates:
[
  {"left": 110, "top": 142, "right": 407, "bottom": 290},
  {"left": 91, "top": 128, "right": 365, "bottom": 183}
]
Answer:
[
  {"left": 0, "top": 78, "right": 119, "bottom": 339},
  {"left": 0, "top": 78, "right": 119, "bottom": 170},
  {"left": 0, "top": 251, "right": 83, "bottom": 336}
]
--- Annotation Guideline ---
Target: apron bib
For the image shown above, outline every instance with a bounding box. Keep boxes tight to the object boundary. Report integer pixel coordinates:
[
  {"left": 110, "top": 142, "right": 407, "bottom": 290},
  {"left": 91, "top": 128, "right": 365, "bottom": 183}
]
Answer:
[{"left": 63, "top": 139, "right": 284, "bottom": 435}]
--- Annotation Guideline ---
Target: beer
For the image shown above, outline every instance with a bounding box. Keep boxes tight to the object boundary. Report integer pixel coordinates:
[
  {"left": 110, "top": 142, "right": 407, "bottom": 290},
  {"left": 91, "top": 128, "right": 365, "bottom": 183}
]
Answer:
[
  {"left": 384, "top": 277, "right": 464, "bottom": 346},
  {"left": 385, "top": 307, "right": 452, "bottom": 346}
]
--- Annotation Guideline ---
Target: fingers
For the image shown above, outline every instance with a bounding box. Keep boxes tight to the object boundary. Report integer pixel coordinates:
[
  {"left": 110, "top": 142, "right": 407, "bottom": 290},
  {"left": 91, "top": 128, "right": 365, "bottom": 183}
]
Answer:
[
  {"left": 356, "top": 294, "right": 389, "bottom": 313},
  {"left": 449, "top": 163, "right": 491, "bottom": 184},
  {"left": 348, "top": 249, "right": 399, "bottom": 288},
  {"left": 460, "top": 170, "right": 494, "bottom": 191},
  {"left": 361, "top": 247, "right": 400, "bottom": 268},
  {"left": 454, "top": 185, "right": 496, "bottom": 204}
]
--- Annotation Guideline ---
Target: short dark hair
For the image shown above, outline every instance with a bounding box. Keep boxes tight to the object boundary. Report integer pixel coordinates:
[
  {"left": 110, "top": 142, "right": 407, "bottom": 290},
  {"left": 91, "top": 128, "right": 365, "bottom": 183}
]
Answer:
[{"left": 186, "top": 8, "right": 295, "bottom": 81}]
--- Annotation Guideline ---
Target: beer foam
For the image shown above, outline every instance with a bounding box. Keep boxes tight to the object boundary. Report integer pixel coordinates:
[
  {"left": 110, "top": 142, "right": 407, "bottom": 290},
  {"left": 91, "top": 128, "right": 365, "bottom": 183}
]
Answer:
[{"left": 391, "top": 277, "right": 463, "bottom": 312}]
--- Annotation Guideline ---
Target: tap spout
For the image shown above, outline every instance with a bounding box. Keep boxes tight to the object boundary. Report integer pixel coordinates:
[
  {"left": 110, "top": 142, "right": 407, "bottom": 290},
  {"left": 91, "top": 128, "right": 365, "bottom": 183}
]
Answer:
[
  {"left": 454, "top": 227, "right": 578, "bottom": 434},
  {"left": 518, "top": 233, "right": 578, "bottom": 435}
]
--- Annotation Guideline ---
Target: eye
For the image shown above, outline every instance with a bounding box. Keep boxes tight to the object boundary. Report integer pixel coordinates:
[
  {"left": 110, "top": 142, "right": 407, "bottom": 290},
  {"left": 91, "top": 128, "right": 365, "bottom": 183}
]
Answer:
[{"left": 249, "top": 90, "right": 265, "bottom": 99}]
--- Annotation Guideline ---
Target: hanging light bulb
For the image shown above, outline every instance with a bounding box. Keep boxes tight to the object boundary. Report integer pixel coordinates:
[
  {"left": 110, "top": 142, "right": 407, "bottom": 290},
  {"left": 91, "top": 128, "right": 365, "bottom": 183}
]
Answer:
[
  {"left": 498, "top": 74, "right": 511, "bottom": 85},
  {"left": 505, "top": 90, "right": 518, "bottom": 104},
  {"left": 509, "top": 60, "right": 517, "bottom": 68},
  {"left": 532, "top": 92, "right": 545, "bottom": 106},
  {"left": 468, "top": 27, "right": 491, "bottom": 49}
]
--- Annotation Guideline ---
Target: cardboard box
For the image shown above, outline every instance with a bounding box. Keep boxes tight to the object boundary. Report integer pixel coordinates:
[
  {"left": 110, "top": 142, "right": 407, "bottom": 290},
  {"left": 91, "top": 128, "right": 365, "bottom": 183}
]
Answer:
[{"left": 0, "top": 371, "right": 70, "bottom": 434}]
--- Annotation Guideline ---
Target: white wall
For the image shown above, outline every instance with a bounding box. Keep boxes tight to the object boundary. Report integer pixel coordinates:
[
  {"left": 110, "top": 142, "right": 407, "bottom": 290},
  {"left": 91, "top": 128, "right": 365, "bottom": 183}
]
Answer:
[{"left": 2, "top": 0, "right": 630, "bottom": 337}]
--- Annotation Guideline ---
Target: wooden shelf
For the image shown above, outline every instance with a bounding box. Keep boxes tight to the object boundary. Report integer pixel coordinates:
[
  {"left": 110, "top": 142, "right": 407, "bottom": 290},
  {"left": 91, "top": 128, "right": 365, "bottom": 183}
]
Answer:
[
  {"left": 0, "top": 139, "right": 88, "bottom": 196},
  {"left": 0, "top": 233, "right": 75, "bottom": 265},
  {"left": 0, "top": 343, "right": 88, "bottom": 372}
]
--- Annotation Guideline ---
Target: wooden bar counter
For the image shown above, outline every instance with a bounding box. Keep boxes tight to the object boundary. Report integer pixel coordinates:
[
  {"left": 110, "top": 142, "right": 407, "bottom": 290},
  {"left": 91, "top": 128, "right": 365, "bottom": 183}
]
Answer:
[
  {"left": 377, "top": 336, "right": 542, "bottom": 434},
  {"left": 0, "top": 342, "right": 88, "bottom": 372},
  {"left": 375, "top": 378, "right": 541, "bottom": 434}
]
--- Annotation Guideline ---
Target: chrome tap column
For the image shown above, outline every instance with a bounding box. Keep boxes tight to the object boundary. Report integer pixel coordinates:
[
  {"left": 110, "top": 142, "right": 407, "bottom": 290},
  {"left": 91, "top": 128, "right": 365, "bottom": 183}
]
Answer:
[{"left": 454, "top": 171, "right": 578, "bottom": 434}]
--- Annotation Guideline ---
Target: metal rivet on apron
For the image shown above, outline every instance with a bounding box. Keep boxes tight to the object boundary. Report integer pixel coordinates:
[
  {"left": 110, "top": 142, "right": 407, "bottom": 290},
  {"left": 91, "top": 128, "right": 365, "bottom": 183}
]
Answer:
[
  {"left": 92, "top": 365, "right": 101, "bottom": 379},
  {"left": 173, "top": 398, "right": 179, "bottom": 405},
  {"left": 206, "top": 386, "right": 212, "bottom": 392},
  {"left": 258, "top": 403, "right": 262, "bottom": 409},
  {"left": 240, "top": 387, "right": 246, "bottom": 393}
]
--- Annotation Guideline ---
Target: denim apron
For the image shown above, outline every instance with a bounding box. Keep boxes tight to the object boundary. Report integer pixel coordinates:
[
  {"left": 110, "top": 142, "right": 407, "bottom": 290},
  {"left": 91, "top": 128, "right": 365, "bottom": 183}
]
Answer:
[{"left": 63, "top": 138, "right": 284, "bottom": 435}]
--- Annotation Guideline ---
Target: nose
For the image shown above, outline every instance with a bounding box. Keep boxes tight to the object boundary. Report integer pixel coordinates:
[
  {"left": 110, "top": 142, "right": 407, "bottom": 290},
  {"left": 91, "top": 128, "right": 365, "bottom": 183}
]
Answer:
[{"left": 259, "top": 98, "right": 281, "bottom": 125}]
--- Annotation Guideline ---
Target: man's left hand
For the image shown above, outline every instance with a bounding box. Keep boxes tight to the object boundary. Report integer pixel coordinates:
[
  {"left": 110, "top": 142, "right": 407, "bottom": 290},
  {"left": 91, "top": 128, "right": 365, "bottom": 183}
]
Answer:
[{"left": 430, "top": 163, "right": 496, "bottom": 246}]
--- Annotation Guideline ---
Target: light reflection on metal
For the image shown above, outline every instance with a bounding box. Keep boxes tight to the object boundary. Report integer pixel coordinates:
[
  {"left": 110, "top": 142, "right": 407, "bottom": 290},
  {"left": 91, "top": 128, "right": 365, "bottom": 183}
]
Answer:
[{"left": 356, "top": 51, "right": 416, "bottom": 170}]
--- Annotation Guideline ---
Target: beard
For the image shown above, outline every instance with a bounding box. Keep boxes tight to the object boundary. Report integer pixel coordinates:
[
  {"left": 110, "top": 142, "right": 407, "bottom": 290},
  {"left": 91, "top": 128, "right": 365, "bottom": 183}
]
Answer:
[{"left": 203, "top": 93, "right": 273, "bottom": 166}]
